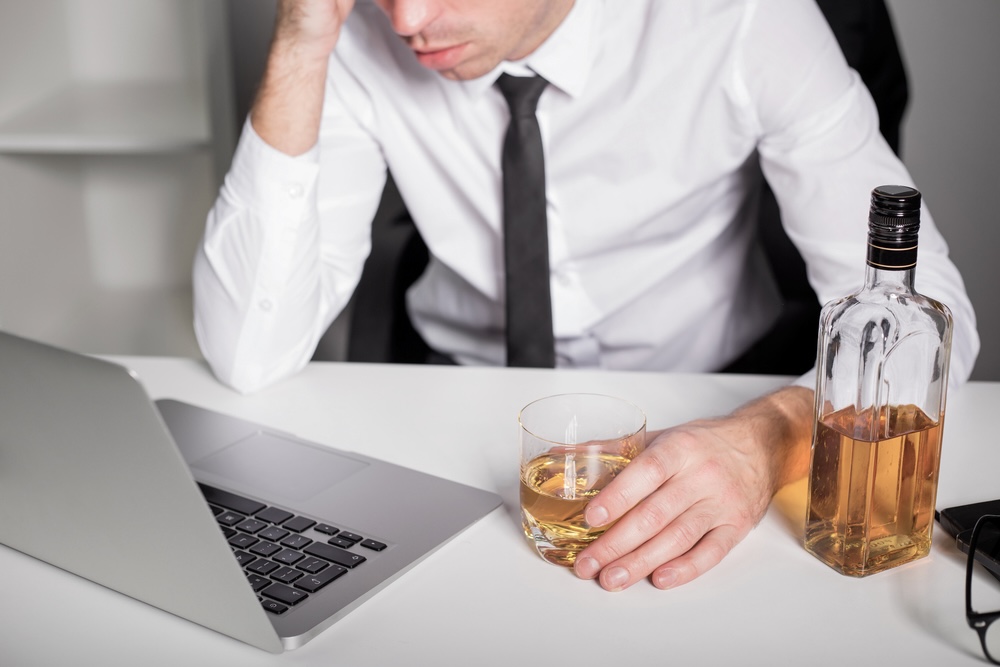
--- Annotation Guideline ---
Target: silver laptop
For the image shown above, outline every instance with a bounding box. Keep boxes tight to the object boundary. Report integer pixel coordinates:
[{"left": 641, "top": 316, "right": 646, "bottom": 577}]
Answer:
[{"left": 0, "top": 330, "right": 501, "bottom": 652}]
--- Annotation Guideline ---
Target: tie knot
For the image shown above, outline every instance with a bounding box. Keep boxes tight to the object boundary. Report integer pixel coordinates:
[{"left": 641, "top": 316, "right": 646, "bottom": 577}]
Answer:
[{"left": 496, "top": 73, "right": 549, "bottom": 118}]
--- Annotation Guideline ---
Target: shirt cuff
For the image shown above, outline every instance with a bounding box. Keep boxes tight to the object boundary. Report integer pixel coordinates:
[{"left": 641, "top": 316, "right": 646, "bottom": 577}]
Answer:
[{"left": 226, "top": 118, "right": 321, "bottom": 229}]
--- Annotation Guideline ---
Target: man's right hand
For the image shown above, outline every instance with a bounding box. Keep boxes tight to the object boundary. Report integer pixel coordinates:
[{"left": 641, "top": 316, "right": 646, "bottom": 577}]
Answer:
[
  {"left": 252, "top": 0, "right": 356, "bottom": 155},
  {"left": 272, "top": 0, "right": 355, "bottom": 63}
]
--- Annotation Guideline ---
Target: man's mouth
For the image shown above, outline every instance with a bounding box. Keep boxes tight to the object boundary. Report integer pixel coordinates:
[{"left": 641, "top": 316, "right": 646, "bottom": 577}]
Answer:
[{"left": 412, "top": 42, "right": 470, "bottom": 71}]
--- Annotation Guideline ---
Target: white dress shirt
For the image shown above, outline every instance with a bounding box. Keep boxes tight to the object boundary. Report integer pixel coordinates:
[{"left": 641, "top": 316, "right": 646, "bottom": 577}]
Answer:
[{"left": 195, "top": 0, "right": 979, "bottom": 394}]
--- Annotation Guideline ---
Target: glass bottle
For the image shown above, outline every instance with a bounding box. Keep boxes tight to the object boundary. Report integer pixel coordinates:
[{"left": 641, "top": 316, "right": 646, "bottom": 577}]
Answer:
[{"left": 804, "top": 185, "right": 953, "bottom": 577}]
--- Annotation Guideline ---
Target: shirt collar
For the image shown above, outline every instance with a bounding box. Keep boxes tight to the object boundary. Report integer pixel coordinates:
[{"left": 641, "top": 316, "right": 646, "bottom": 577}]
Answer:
[{"left": 460, "top": 0, "right": 601, "bottom": 99}]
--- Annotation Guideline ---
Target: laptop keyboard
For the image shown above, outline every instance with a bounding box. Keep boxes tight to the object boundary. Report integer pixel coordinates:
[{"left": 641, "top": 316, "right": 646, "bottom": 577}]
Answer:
[{"left": 199, "top": 483, "right": 387, "bottom": 615}]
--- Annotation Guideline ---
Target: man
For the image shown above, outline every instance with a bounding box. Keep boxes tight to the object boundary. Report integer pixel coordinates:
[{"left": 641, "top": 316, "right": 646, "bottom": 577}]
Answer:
[{"left": 195, "top": 0, "right": 979, "bottom": 592}]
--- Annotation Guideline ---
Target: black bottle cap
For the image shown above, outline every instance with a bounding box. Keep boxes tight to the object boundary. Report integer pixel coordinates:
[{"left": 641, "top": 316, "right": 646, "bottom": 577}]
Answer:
[
  {"left": 867, "top": 185, "right": 921, "bottom": 269},
  {"left": 869, "top": 185, "right": 921, "bottom": 239}
]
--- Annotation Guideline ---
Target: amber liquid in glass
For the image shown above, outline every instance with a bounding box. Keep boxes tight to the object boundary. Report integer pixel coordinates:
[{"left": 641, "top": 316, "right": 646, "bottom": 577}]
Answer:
[
  {"left": 520, "top": 451, "right": 631, "bottom": 566},
  {"left": 805, "top": 404, "right": 943, "bottom": 577}
]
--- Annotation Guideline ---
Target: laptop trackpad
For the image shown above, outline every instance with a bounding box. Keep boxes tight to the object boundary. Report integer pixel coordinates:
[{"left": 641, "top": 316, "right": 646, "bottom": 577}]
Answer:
[{"left": 191, "top": 432, "right": 368, "bottom": 502}]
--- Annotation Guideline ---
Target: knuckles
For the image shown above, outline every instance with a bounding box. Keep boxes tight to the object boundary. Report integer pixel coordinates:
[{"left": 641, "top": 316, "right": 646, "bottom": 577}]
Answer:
[
  {"left": 632, "top": 498, "right": 672, "bottom": 535},
  {"left": 671, "top": 511, "right": 713, "bottom": 552}
]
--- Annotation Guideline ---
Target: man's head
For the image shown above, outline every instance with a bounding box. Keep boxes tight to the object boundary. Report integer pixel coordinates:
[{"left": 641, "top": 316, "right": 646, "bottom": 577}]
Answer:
[{"left": 374, "top": 0, "right": 575, "bottom": 80}]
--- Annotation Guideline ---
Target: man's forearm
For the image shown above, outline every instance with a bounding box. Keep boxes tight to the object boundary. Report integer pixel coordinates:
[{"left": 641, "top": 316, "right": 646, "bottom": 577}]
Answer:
[
  {"left": 251, "top": 40, "right": 330, "bottom": 156},
  {"left": 250, "top": 0, "right": 353, "bottom": 155}
]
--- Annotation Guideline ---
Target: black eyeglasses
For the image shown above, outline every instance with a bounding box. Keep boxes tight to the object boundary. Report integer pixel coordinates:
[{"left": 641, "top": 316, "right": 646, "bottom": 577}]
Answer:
[{"left": 965, "top": 514, "right": 1000, "bottom": 664}]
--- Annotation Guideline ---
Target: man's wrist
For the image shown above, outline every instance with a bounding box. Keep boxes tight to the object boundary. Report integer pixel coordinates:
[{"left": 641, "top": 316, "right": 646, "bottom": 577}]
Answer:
[{"left": 736, "top": 386, "right": 814, "bottom": 493}]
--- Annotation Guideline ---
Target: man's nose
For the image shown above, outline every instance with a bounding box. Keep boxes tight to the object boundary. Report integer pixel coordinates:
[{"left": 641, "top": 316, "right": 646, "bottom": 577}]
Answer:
[{"left": 383, "top": 0, "right": 439, "bottom": 37}]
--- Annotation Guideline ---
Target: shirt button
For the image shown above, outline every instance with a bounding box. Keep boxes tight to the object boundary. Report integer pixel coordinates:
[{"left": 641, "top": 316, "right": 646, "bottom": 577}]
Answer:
[
  {"left": 286, "top": 182, "right": 304, "bottom": 198},
  {"left": 258, "top": 299, "right": 273, "bottom": 312}
]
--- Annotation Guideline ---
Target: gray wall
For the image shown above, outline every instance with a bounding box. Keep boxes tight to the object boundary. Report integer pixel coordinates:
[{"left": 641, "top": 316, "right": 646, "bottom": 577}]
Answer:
[
  {"left": 225, "top": 0, "right": 275, "bottom": 124},
  {"left": 886, "top": 0, "right": 1000, "bottom": 380}
]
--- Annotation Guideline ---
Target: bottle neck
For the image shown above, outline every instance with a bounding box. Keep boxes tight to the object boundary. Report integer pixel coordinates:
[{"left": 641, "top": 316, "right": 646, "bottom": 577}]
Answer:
[
  {"left": 864, "top": 263, "right": 916, "bottom": 292},
  {"left": 865, "top": 229, "right": 917, "bottom": 292}
]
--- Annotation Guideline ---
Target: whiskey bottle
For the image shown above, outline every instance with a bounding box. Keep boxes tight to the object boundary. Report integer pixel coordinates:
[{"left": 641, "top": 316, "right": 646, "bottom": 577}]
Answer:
[{"left": 804, "top": 185, "right": 953, "bottom": 577}]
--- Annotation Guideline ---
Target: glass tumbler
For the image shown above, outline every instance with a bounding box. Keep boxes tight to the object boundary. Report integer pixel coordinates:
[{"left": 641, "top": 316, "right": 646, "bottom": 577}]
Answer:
[{"left": 519, "top": 393, "right": 646, "bottom": 567}]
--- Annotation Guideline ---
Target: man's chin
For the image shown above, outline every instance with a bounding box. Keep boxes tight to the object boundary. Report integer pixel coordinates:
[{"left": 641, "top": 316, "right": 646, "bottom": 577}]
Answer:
[
  {"left": 437, "top": 67, "right": 483, "bottom": 81},
  {"left": 436, "top": 61, "right": 498, "bottom": 81}
]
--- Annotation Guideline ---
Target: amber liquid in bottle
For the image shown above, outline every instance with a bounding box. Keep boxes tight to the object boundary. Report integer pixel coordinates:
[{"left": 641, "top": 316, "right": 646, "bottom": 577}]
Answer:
[{"left": 804, "top": 405, "right": 943, "bottom": 576}]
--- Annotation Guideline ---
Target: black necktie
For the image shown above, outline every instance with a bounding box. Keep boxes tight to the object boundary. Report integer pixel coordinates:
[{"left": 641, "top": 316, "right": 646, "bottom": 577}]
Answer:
[{"left": 496, "top": 73, "right": 555, "bottom": 368}]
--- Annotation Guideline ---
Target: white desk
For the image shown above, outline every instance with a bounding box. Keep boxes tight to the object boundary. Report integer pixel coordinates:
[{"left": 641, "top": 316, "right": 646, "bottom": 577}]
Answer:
[{"left": 1, "top": 358, "right": 997, "bottom": 666}]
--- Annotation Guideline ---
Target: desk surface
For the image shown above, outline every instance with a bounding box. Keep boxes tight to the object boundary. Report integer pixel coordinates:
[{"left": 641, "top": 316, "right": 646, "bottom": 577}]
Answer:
[{"left": 2, "top": 358, "right": 997, "bottom": 666}]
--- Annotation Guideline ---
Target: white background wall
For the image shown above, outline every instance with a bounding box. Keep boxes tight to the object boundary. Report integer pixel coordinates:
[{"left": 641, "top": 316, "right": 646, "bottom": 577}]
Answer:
[{"left": 885, "top": 0, "right": 1000, "bottom": 380}]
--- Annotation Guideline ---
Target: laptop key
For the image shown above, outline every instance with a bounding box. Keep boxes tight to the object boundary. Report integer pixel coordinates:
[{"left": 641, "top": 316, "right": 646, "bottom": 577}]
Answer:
[
  {"left": 295, "top": 557, "right": 329, "bottom": 574},
  {"left": 281, "top": 534, "right": 312, "bottom": 550},
  {"left": 233, "top": 550, "right": 257, "bottom": 567},
  {"left": 236, "top": 518, "right": 268, "bottom": 534},
  {"left": 295, "top": 565, "right": 347, "bottom": 593},
  {"left": 249, "top": 541, "right": 282, "bottom": 557},
  {"left": 360, "top": 539, "right": 387, "bottom": 551},
  {"left": 262, "top": 582, "right": 309, "bottom": 606},
  {"left": 259, "top": 526, "right": 290, "bottom": 542},
  {"left": 273, "top": 548, "right": 305, "bottom": 565},
  {"left": 327, "top": 537, "right": 355, "bottom": 549},
  {"left": 246, "top": 559, "right": 280, "bottom": 575},
  {"left": 271, "top": 566, "right": 303, "bottom": 584},
  {"left": 314, "top": 523, "right": 339, "bottom": 535},
  {"left": 337, "top": 531, "right": 363, "bottom": 543},
  {"left": 246, "top": 573, "right": 270, "bottom": 592},
  {"left": 304, "top": 542, "right": 367, "bottom": 569},
  {"left": 261, "top": 599, "right": 289, "bottom": 615},
  {"left": 256, "top": 506, "right": 294, "bottom": 525},
  {"left": 199, "top": 484, "right": 266, "bottom": 516},
  {"left": 228, "top": 533, "right": 259, "bottom": 549},
  {"left": 216, "top": 511, "right": 245, "bottom": 527},
  {"left": 282, "top": 516, "right": 316, "bottom": 533}
]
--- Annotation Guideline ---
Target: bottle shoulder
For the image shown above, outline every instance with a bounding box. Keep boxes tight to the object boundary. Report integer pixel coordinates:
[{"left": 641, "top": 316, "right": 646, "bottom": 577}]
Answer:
[{"left": 821, "top": 285, "right": 953, "bottom": 333}]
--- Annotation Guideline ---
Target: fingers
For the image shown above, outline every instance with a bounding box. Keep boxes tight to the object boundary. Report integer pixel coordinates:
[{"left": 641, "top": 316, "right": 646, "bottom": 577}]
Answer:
[
  {"left": 583, "top": 432, "right": 690, "bottom": 529},
  {"left": 572, "top": 426, "right": 755, "bottom": 591},
  {"left": 576, "top": 498, "right": 713, "bottom": 588},
  {"left": 585, "top": 463, "right": 704, "bottom": 565},
  {"left": 650, "top": 524, "right": 743, "bottom": 589},
  {"left": 575, "top": 507, "right": 745, "bottom": 592}
]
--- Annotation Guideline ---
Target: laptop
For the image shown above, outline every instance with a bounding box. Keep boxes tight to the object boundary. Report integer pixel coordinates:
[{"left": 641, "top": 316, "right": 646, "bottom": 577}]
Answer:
[{"left": 0, "top": 330, "right": 501, "bottom": 653}]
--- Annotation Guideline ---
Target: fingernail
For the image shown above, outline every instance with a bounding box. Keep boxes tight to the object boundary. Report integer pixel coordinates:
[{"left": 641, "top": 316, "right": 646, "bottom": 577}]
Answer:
[
  {"left": 587, "top": 505, "right": 609, "bottom": 527},
  {"left": 654, "top": 569, "right": 678, "bottom": 589},
  {"left": 604, "top": 566, "right": 629, "bottom": 591},
  {"left": 575, "top": 556, "right": 599, "bottom": 579}
]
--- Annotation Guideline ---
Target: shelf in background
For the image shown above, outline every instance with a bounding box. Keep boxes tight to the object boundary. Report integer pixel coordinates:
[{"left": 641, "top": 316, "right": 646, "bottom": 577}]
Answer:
[
  {"left": 0, "top": 284, "right": 202, "bottom": 358},
  {"left": 0, "top": 81, "right": 210, "bottom": 154}
]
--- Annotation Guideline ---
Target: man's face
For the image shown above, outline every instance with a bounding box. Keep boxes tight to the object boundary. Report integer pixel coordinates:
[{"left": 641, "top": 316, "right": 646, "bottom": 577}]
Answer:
[{"left": 373, "top": 0, "right": 575, "bottom": 80}]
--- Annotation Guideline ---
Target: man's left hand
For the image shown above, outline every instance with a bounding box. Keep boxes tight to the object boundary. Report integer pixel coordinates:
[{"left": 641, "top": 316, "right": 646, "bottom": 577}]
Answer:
[{"left": 573, "top": 386, "right": 814, "bottom": 591}]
